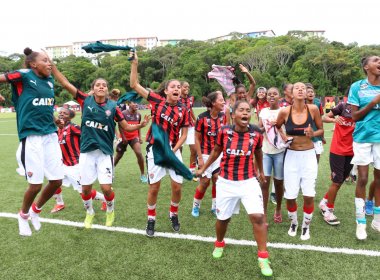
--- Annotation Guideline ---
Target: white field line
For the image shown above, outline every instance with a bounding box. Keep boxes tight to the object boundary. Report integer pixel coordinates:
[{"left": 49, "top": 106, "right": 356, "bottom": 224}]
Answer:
[{"left": 1, "top": 212, "right": 380, "bottom": 257}]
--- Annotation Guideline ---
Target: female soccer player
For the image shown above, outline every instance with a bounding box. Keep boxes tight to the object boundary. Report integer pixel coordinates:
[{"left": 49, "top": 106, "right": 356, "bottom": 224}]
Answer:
[
  {"left": 252, "top": 86, "right": 270, "bottom": 119},
  {"left": 130, "top": 51, "right": 190, "bottom": 237},
  {"left": 51, "top": 108, "right": 106, "bottom": 213},
  {"left": 114, "top": 101, "right": 147, "bottom": 183},
  {"left": 258, "top": 87, "right": 286, "bottom": 223},
  {"left": 0, "top": 48, "right": 64, "bottom": 236},
  {"left": 347, "top": 55, "right": 380, "bottom": 240},
  {"left": 51, "top": 61, "right": 150, "bottom": 229},
  {"left": 191, "top": 91, "right": 225, "bottom": 217},
  {"left": 196, "top": 100, "right": 273, "bottom": 277},
  {"left": 276, "top": 82, "right": 323, "bottom": 240}
]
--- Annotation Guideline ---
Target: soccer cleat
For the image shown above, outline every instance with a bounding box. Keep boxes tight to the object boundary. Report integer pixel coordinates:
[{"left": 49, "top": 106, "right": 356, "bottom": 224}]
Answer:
[
  {"left": 140, "top": 174, "right": 148, "bottom": 183},
  {"left": 323, "top": 211, "right": 340, "bottom": 226},
  {"left": 50, "top": 204, "right": 65, "bottom": 213},
  {"left": 270, "top": 192, "right": 277, "bottom": 205},
  {"left": 169, "top": 214, "right": 180, "bottom": 232},
  {"left": 191, "top": 206, "right": 200, "bottom": 217},
  {"left": 318, "top": 200, "right": 328, "bottom": 215},
  {"left": 29, "top": 209, "right": 41, "bottom": 231},
  {"left": 212, "top": 247, "right": 224, "bottom": 259},
  {"left": 146, "top": 219, "right": 156, "bottom": 237},
  {"left": 84, "top": 213, "right": 95, "bottom": 229},
  {"left": 18, "top": 212, "right": 32, "bottom": 237},
  {"left": 371, "top": 220, "right": 380, "bottom": 233},
  {"left": 106, "top": 211, "right": 115, "bottom": 227},
  {"left": 258, "top": 258, "right": 273, "bottom": 277},
  {"left": 365, "top": 200, "right": 374, "bottom": 216},
  {"left": 274, "top": 212, "right": 282, "bottom": 223},
  {"left": 300, "top": 227, "right": 310, "bottom": 240},
  {"left": 356, "top": 222, "right": 367, "bottom": 240},
  {"left": 101, "top": 202, "right": 107, "bottom": 211},
  {"left": 288, "top": 223, "right": 298, "bottom": 237}
]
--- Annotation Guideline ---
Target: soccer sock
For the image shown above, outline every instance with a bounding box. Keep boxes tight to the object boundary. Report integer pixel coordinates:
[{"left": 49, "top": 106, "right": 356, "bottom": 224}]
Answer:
[
  {"left": 214, "top": 240, "right": 225, "bottom": 248},
  {"left": 104, "top": 192, "right": 115, "bottom": 213},
  {"left": 374, "top": 206, "right": 380, "bottom": 223},
  {"left": 31, "top": 203, "right": 42, "bottom": 214},
  {"left": 302, "top": 205, "right": 314, "bottom": 229},
  {"left": 189, "top": 162, "right": 197, "bottom": 169},
  {"left": 257, "top": 251, "right": 269, "bottom": 259},
  {"left": 19, "top": 210, "right": 29, "bottom": 220},
  {"left": 287, "top": 204, "right": 298, "bottom": 225},
  {"left": 326, "top": 202, "right": 334, "bottom": 212},
  {"left": 355, "top": 197, "right": 366, "bottom": 224},
  {"left": 322, "top": 193, "right": 328, "bottom": 203},
  {"left": 81, "top": 193, "right": 94, "bottom": 215},
  {"left": 91, "top": 189, "right": 106, "bottom": 202},
  {"left": 147, "top": 204, "right": 156, "bottom": 220},
  {"left": 170, "top": 201, "right": 179, "bottom": 217},
  {"left": 211, "top": 185, "right": 216, "bottom": 209},
  {"left": 193, "top": 188, "right": 205, "bottom": 207},
  {"left": 53, "top": 187, "right": 64, "bottom": 205}
]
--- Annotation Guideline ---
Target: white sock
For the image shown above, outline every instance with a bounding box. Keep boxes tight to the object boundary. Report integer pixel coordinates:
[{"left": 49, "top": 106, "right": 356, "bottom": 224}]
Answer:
[
  {"left": 302, "top": 212, "right": 313, "bottom": 229},
  {"left": 83, "top": 199, "right": 94, "bottom": 215},
  {"left": 193, "top": 198, "right": 201, "bottom": 208},
  {"left": 106, "top": 199, "right": 114, "bottom": 212},
  {"left": 288, "top": 211, "right": 298, "bottom": 225},
  {"left": 355, "top": 197, "right": 366, "bottom": 223},
  {"left": 95, "top": 191, "right": 106, "bottom": 202},
  {"left": 54, "top": 193, "right": 64, "bottom": 205},
  {"left": 212, "top": 198, "right": 216, "bottom": 210}
]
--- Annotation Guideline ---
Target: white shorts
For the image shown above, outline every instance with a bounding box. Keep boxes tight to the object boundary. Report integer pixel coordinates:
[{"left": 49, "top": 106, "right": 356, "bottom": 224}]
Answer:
[
  {"left": 18, "top": 133, "right": 64, "bottom": 184},
  {"left": 62, "top": 164, "right": 82, "bottom": 192},
  {"left": 284, "top": 149, "right": 318, "bottom": 199},
  {"left": 79, "top": 150, "right": 114, "bottom": 185},
  {"left": 351, "top": 142, "right": 380, "bottom": 169},
  {"left": 201, "top": 154, "right": 222, "bottom": 179},
  {"left": 313, "top": 140, "right": 324, "bottom": 155},
  {"left": 216, "top": 176, "right": 264, "bottom": 220},
  {"left": 146, "top": 145, "right": 183, "bottom": 184},
  {"left": 185, "top": 126, "right": 195, "bottom": 145}
]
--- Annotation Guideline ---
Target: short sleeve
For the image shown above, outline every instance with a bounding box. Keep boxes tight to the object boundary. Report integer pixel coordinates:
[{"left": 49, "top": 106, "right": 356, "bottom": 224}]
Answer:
[
  {"left": 195, "top": 116, "right": 203, "bottom": 132},
  {"left": 75, "top": 90, "right": 88, "bottom": 108},
  {"left": 216, "top": 128, "right": 224, "bottom": 146},
  {"left": 331, "top": 102, "right": 343, "bottom": 116},
  {"left": 114, "top": 107, "right": 125, "bottom": 122},
  {"left": 347, "top": 81, "right": 360, "bottom": 107}
]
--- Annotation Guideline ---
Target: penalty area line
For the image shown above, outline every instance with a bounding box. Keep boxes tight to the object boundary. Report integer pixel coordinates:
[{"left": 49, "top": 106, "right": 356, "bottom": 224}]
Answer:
[{"left": 1, "top": 212, "right": 380, "bottom": 257}]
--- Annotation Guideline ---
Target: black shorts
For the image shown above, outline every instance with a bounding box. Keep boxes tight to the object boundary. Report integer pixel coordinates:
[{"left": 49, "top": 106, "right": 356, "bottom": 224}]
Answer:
[
  {"left": 116, "top": 138, "right": 139, "bottom": 153},
  {"left": 329, "top": 152, "right": 353, "bottom": 184}
]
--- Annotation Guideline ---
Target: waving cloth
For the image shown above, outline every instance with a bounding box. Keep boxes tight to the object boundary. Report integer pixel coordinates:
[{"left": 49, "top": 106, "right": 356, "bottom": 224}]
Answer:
[
  {"left": 207, "top": 65, "right": 236, "bottom": 96},
  {"left": 151, "top": 123, "right": 193, "bottom": 181},
  {"left": 117, "top": 91, "right": 143, "bottom": 105},
  {"left": 262, "top": 119, "right": 292, "bottom": 149},
  {"left": 82, "top": 41, "right": 135, "bottom": 60}
]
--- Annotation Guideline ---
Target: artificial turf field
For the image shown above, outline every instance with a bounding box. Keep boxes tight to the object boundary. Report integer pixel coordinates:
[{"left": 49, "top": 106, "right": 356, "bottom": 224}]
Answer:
[{"left": 0, "top": 109, "right": 379, "bottom": 280}]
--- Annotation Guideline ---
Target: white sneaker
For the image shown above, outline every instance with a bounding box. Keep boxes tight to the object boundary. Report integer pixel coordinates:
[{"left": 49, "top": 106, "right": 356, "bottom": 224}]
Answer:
[
  {"left": 371, "top": 220, "right": 380, "bottom": 232},
  {"left": 319, "top": 200, "right": 327, "bottom": 215},
  {"left": 300, "top": 227, "right": 310, "bottom": 240},
  {"left": 356, "top": 222, "right": 367, "bottom": 240},
  {"left": 288, "top": 223, "right": 298, "bottom": 237},
  {"left": 29, "top": 209, "right": 41, "bottom": 231},
  {"left": 18, "top": 212, "right": 32, "bottom": 237},
  {"left": 323, "top": 211, "right": 340, "bottom": 226}
]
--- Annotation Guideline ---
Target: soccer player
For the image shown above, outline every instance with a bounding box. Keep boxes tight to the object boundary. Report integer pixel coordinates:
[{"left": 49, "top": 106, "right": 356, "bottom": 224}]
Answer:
[
  {"left": 276, "top": 82, "right": 323, "bottom": 240},
  {"left": 130, "top": 51, "right": 190, "bottom": 237},
  {"left": 251, "top": 86, "right": 270, "bottom": 119},
  {"left": 114, "top": 101, "right": 147, "bottom": 183},
  {"left": 179, "top": 81, "right": 197, "bottom": 180},
  {"left": 51, "top": 61, "right": 150, "bottom": 229},
  {"left": 191, "top": 91, "right": 226, "bottom": 217},
  {"left": 318, "top": 98, "right": 354, "bottom": 225},
  {"left": 195, "top": 100, "right": 272, "bottom": 277},
  {"left": 0, "top": 48, "right": 64, "bottom": 236},
  {"left": 51, "top": 108, "right": 106, "bottom": 213},
  {"left": 347, "top": 55, "right": 380, "bottom": 240},
  {"left": 258, "top": 87, "right": 287, "bottom": 223},
  {"left": 305, "top": 83, "right": 325, "bottom": 163}
]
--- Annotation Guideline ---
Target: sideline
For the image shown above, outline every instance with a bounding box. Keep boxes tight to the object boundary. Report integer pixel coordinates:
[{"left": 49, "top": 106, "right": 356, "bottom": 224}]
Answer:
[{"left": 1, "top": 212, "right": 379, "bottom": 257}]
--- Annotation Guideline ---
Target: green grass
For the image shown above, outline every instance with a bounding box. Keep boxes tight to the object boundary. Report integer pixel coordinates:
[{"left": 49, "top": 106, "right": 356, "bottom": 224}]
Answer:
[{"left": 0, "top": 109, "right": 379, "bottom": 280}]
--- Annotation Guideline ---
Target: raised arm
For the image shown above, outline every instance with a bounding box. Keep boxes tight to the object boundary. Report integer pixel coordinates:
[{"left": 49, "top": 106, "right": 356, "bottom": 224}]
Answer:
[
  {"left": 239, "top": 64, "right": 256, "bottom": 100},
  {"left": 130, "top": 51, "right": 149, "bottom": 99},
  {"left": 51, "top": 64, "right": 78, "bottom": 98}
]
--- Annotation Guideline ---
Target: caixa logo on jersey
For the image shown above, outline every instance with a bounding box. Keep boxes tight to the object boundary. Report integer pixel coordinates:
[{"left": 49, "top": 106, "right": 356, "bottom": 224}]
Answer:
[
  {"left": 226, "top": 148, "right": 251, "bottom": 156},
  {"left": 32, "top": 98, "right": 55, "bottom": 106},
  {"left": 160, "top": 113, "right": 178, "bottom": 126},
  {"left": 85, "top": 120, "right": 109, "bottom": 131}
]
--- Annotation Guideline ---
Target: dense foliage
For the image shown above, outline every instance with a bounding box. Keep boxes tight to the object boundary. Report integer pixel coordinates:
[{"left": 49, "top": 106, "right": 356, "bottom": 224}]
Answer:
[{"left": 1, "top": 35, "right": 379, "bottom": 106}]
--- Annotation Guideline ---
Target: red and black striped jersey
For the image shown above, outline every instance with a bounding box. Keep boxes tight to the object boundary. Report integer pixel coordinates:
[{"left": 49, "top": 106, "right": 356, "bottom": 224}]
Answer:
[
  {"left": 279, "top": 98, "right": 292, "bottom": 108},
  {"left": 146, "top": 91, "right": 189, "bottom": 147},
  {"left": 195, "top": 111, "right": 226, "bottom": 154},
  {"left": 179, "top": 95, "right": 195, "bottom": 126},
  {"left": 58, "top": 122, "right": 81, "bottom": 166},
  {"left": 121, "top": 109, "right": 141, "bottom": 140},
  {"left": 216, "top": 124, "right": 263, "bottom": 181}
]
